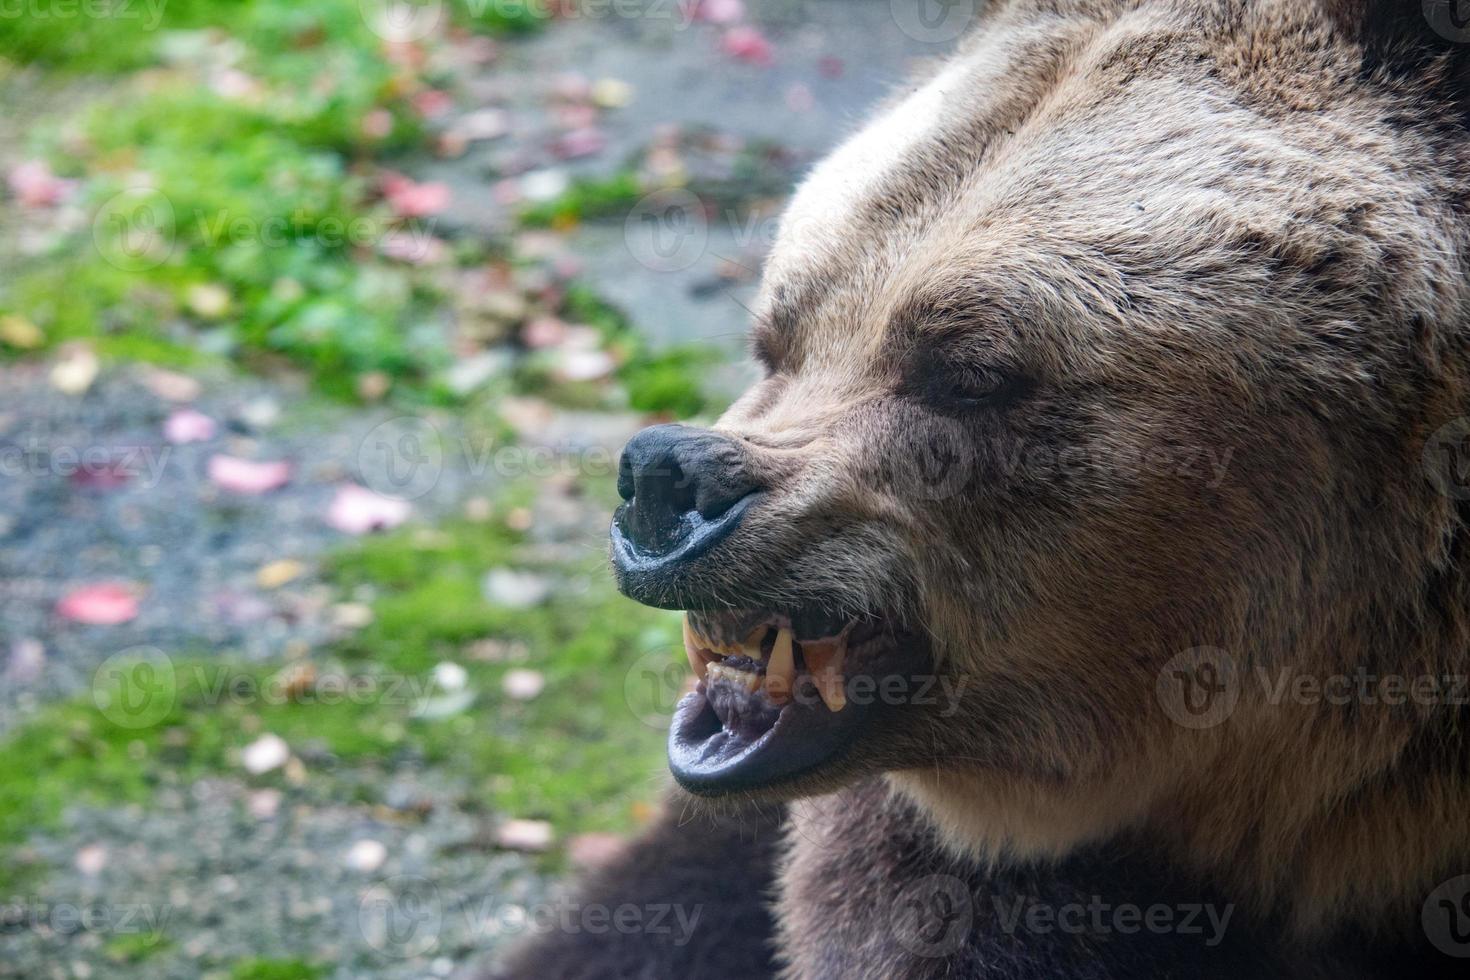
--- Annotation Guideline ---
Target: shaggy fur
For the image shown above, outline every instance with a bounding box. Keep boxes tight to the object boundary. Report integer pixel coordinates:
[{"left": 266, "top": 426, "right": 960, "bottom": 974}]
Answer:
[{"left": 501, "top": 1, "right": 1470, "bottom": 976}]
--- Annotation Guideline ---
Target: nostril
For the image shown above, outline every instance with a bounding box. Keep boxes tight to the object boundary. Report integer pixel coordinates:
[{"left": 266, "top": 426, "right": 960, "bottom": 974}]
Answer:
[{"left": 616, "top": 423, "right": 759, "bottom": 555}]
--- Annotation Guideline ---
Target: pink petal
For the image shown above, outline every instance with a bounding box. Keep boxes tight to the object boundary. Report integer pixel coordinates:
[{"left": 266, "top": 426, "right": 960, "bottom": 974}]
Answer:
[
  {"left": 696, "top": 0, "right": 745, "bottom": 23},
  {"left": 412, "top": 89, "right": 454, "bottom": 119},
  {"left": 551, "top": 127, "right": 607, "bottom": 160},
  {"left": 326, "top": 484, "right": 411, "bottom": 535},
  {"left": 208, "top": 455, "right": 292, "bottom": 494},
  {"left": 722, "top": 26, "right": 774, "bottom": 66},
  {"left": 382, "top": 174, "right": 452, "bottom": 218},
  {"left": 57, "top": 583, "right": 140, "bottom": 625},
  {"left": 164, "top": 409, "right": 217, "bottom": 444},
  {"left": 7, "top": 160, "right": 73, "bottom": 208},
  {"left": 378, "top": 229, "right": 447, "bottom": 265}
]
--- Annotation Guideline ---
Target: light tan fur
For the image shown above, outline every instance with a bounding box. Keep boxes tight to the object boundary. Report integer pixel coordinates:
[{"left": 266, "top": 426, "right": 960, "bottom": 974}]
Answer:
[{"left": 691, "top": 0, "right": 1470, "bottom": 947}]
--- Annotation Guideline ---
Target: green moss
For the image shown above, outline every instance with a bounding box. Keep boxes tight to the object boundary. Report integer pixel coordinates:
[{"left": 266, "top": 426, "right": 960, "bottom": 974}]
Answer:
[
  {"left": 519, "top": 171, "right": 645, "bottom": 228},
  {"left": 229, "top": 958, "right": 327, "bottom": 980},
  {"left": 0, "top": 496, "right": 678, "bottom": 896}
]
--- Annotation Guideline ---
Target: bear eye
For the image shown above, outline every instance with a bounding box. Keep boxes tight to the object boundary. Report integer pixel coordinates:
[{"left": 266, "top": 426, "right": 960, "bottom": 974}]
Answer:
[
  {"left": 944, "top": 364, "right": 1010, "bottom": 405},
  {"left": 904, "top": 350, "right": 1021, "bottom": 411}
]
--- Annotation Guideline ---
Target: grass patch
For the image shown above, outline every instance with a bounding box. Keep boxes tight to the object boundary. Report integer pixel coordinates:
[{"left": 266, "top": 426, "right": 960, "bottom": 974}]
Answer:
[
  {"left": 519, "top": 171, "right": 644, "bottom": 229},
  {"left": 0, "top": 492, "right": 679, "bottom": 893},
  {"left": 228, "top": 958, "right": 328, "bottom": 980}
]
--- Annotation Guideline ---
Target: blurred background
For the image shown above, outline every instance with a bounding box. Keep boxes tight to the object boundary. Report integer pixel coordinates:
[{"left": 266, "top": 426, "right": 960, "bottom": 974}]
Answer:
[{"left": 0, "top": 1, "right": 961, "bottom": 976}]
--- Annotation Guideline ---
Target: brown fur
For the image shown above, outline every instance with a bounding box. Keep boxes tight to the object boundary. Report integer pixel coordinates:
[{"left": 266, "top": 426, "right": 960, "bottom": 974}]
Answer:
[{"left": 507, "top": 1, "right": 1470, "bottom": 975}]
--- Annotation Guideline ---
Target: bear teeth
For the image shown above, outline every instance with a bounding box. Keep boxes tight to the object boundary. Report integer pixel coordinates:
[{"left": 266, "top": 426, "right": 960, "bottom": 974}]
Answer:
[{"left": 682, "top": 617, "right": 849, "bottom": 712}]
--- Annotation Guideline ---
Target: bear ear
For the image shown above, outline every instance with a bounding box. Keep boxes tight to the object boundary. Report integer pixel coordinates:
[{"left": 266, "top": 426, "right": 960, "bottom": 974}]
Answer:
[{"left": 1329, "top": 0, "right": 1470, "bottom": 110}]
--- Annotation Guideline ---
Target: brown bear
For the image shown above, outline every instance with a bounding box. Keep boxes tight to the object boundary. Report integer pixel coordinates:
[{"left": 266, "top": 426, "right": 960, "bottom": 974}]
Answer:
[{"left": 496, "top": 1, "right": 1470, "bottom": 976}]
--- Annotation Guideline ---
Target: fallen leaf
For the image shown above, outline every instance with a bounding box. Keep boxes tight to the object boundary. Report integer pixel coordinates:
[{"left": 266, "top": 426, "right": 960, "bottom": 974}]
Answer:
[
  {"left": 141, "top": 367, "right": 202, "bottom": 402},
  {"left": 378, "top": 229, "right": 447, "bottom": 265},
  {"left": 433, "top": 661, "right": 469, "bottom": 693},
  {"left": 256, "top": 559, "right": 306, "bottom": 589},
  {"left": 496, "top": 818, "right": 554, "bottom": 852},
  {"left": 5, "top": 638, "right": 44, "bottom": 683},
  {"left": 74, "top": 844, "right": 109, "bottom": 877},
  {"left": 449, "top": 107, "right": 510, "bottom": 142},
  {"left": 722, "top": 25, "right": 774, "bottom": 66},
  {"left": 697, "top": 0, "right": 745, "bottom": 23},
  {"left": 56, "top": 583, "right": 140, "bottom": 625},
  {"left": 186, "top": 283, "right": 231, "bottom": 319},
  {"left": 502, "top": 668, "right": 545, "bottom": 701},
  {"left": 7, "top": 160, "right": 73, "bottom": 207},
  {"left": 330, "top": 602, "right": 375, "bottom": 629},
  {"left": 554, "top": 348, "right": 616, "bottom": 383},
  {"left": 345, "top": 839, "right": 388, "bottom": 873},
  {"left": 483, "top": 568, "right": 551, "bottom": 609},
  {"left": 522, "top": 316, "right": 568, "bottom": 349},
  {"left": 380, "top": 172, "right": 452, "bottom": 218},
  {"left": 326, "top": 484, "right": 411, "bottom": 534},
  {"left": 591, "top": 78, "right": 634, "bottom": 108},
  {"left": 568, "top": 832, "right": 624, "bottom": 869},
  {"left": 208, "top": 455, "right": 291, "bottom": 494},
  {"left": 247, "top": 788, "right": 283, "bottom": 819},
  {"left": 551, "top": 127, "right": 607, "bottom": 160},
  {"left": 520, "top": 169, "right": 570, "bottom": 203},
  {"left": 164, "top": 408, "right": 217, "bottom": 444},
  {"left": 0, "top": 314, "right": 44, "bottom": 350},
  {"left": 241, "top": 733, "right": 290, "bottom": 775},
  {"left": 49, "top": 344, "right": 99, "bottom": 395}
]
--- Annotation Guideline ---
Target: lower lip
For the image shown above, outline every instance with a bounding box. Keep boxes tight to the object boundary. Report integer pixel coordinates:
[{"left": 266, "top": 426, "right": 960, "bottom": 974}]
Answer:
[{"left": 667, "top": 682, "right": 867, "bottom": 796}]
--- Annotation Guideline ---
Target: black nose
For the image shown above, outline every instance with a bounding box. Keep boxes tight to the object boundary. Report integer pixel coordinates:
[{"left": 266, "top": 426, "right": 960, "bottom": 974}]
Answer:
[{"left": 614, "top": 424, "right": 758, "bottom": 558}]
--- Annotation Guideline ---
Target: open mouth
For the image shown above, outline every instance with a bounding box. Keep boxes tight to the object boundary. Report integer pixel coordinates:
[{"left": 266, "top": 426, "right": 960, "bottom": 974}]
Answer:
[{"left": 670, "top": 606, "right": 905, "bottom": 795}]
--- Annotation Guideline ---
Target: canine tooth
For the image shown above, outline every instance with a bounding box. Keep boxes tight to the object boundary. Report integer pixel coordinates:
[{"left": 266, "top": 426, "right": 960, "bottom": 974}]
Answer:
[
  {"left": 682, "top": 617, "right": 708, "bottom": 681},
  {"left": 802, "top": 637, "right": 848, "bottom": 712},
  {"left": 765, "top": 627, "right": 795, "bottom": 703}
]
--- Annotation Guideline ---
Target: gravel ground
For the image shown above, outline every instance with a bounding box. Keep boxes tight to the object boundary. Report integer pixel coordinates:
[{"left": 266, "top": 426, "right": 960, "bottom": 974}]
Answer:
[{"left": 1, "top": 4, "right": 959, "bottom": 976}]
